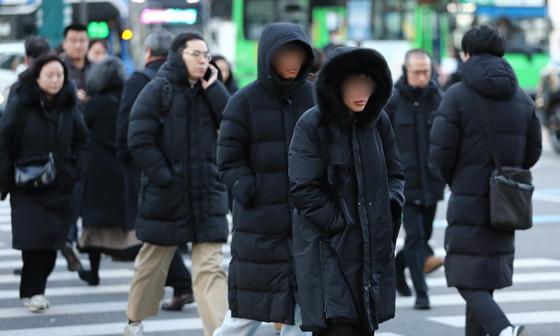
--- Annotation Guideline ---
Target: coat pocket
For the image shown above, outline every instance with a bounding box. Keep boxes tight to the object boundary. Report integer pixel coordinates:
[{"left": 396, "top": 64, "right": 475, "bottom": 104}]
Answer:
[{"left": 139, "top": 177, "right": 187, "bottom": 221}]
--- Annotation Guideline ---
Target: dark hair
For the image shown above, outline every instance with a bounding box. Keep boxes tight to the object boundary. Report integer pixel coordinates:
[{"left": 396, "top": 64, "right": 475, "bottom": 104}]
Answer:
[
  {"left": 310, "top": 48, "right": 325, "bottom": 74},
  {"left": 170, "top": 32, "right": 205, "bottom": 53},
  {"left": 24, "top": 36, "right": 51, "bottom": 60},
  {"left": 19, "top": 53, "right": 69, "bottom": 89},
  {"left": 88, "top": 39, "right": 108, "bottom": 52},
  {"left": 404, "top": 48, "right": 431, "bottom": 65},
  {"left": 461, "top": 24, "right": 506, "bottom": 57},
  {"left": 64, "top": 23, "right": 88, "bottom": 38}
]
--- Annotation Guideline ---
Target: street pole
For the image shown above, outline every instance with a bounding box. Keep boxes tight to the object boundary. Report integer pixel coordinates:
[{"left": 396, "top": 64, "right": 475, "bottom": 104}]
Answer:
[{"left": 79, "top": 0, "right": 88, "bottom": 25}]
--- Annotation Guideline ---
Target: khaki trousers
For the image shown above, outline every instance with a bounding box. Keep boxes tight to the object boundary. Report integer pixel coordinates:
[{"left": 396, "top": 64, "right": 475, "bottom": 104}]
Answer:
[{"left": 127, "top": 242, "right": 228, "bottom": 336}]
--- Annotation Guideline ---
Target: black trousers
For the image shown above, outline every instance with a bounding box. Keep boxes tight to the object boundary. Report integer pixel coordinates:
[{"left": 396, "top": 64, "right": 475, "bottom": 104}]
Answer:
[
  {"left": 401, "top": 203, "right": 437, "bottom": 296},
  {"left": 313, "top": 321, "right": 367, "bottom": 336},
  {"left": 458, "top": 289, "right": 510, "bottom": 336},
  {"left": 20, "top": 250, "right": 57, "bottom": 298}
]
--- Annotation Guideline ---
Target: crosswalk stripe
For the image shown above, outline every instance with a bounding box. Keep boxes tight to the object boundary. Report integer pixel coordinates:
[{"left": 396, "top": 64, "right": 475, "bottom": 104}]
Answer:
[
  {"left": 428, "top": 310, "right": 560, "bottom": 328},
  {"left": 0, "top": 284, "right": 131, "bottom": 299},
  {"left": 0, "top": 300, "right": 128, "bottom": 318},
  {"left": 421, "top": 271, "right": 560, "bottom": 288},
  {"left": 0, "top": 269, "right": 134, "bottom": 284},
  {"left": 0, "top": 249, "right": 18, "bottom": 257},
  {"left": 0, "top": 318, "right": 203, "bottom": 336},
  {"left": 0, "top": 258, "right": 90, "bottom": 271},
  {"left": 396, "top": 289, "right": 560, "bottom": 308}
]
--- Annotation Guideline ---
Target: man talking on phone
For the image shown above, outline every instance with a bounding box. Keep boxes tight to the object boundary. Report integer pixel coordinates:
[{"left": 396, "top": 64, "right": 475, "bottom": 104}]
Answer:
[{"left": 124, "top": 32, "right": 231, "bottom": 336}]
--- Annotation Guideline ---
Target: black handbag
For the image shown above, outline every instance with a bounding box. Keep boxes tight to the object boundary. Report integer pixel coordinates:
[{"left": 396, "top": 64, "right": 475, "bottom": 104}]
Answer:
[
  {"left": 472, "top": 90, "right": 534, "bottom": 231},
  {"left": 13, "top": 109, "right": 62, "bottom": 190}
]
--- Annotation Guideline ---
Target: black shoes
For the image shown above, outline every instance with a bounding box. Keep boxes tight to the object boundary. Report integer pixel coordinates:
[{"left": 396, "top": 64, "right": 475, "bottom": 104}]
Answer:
[
  {"left": 78, "top": 270, "right": 100, "bottom": 286},
  {"left": 414, "top": 294, "right": 431, "bottom": 310},
  {"left": 161, "top": 292, "right": 195, "bottom": 311},
  {"left": 61, "top": 243, "right": 82, "bottom": 272}
]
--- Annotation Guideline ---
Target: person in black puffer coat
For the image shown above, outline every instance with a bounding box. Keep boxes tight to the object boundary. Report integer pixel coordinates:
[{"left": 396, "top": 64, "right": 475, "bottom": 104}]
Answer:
[
  {"left": 430, "top": 24, "right": 542, "bottom": 336},
  {"left": 289, "top": 47, "right": 405, "bottom": 335},
  {"left": 386, "top": 49, "right": 445, "bottom": 307},
  {"left": 215, "top": 23, "right": 314, "bottom": 335},
  {"left": 125, "top": 32, "right": 230, "bottom": 336},
  {"left": 0, "top": 54, "right": 88, "bottom": 313}
]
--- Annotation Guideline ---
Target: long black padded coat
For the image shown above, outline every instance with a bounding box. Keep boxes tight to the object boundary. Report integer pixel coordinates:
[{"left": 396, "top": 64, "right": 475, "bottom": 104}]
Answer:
[
  {"left": 430, "top": 54, "right": 542, "bottom": 290},
  {"left": 128, "top": 50, "right": 230, "bottom": 246},
  {"left": 288, "top": 47, "right": 405, "bottom": 334},
  {"left": 217, "top": 23, "right": 315, "bottom": 324},
  {"left": 0, "top": 80, "right": 88, "bottom": 250}
]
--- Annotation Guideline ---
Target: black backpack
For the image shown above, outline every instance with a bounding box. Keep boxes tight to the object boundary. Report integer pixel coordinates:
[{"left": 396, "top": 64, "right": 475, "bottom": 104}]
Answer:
[{"left": 136, "top": 68, "right": 173, "bottom": 119}]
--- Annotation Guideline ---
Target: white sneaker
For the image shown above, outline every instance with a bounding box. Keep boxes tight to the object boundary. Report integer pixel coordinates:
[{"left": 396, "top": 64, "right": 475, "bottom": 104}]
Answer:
[
  {"left": 513, "top": 325, "right": 528, "bottom": 336},
  {"left": 21, "top": 298, "right": 30, "bottom": 307},
  {"left": 124, "top": 322, "right": 144, "bottom": 336},
  {"left": 27, "top": 295, "right": 49, "bottom": 313}
]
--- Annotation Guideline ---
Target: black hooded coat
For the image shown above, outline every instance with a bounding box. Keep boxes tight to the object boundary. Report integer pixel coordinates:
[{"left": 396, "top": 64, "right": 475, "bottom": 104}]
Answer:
[
  {"left": 217, "top": 23, "right": 315, "bottom": 324},
  {"left": 430, "top": 54, "right": 542, "bottom": 289},
  {"left": 288, "top": 48, "right": 405, "bottom": 333}
]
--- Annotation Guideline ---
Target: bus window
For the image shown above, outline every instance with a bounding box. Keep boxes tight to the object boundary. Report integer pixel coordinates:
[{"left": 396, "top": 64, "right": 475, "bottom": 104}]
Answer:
[{"left": 243, "top": 0, "right": 309, "bottom": 41}]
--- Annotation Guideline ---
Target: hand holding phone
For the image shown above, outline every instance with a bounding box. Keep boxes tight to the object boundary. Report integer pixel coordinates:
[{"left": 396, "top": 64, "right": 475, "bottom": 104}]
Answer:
[{"left": 201, "top": 64, "right": 218, "bottom": 90}]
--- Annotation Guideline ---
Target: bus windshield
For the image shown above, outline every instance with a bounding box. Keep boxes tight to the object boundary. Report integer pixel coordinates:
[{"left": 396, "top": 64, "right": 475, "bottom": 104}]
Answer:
[{"left": 243, "top": 0, "right": 309, "bottom": 40}]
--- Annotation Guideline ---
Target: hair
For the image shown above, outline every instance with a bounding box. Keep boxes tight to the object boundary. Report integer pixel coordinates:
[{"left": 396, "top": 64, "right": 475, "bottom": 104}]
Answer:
[
  {"left": 19, "top": 53, "right": 69, "bottom": 89},
  {"left": 144, "top": 29, "right": 175, "bottom": 57},
  {"left": 64, "top": 23, "right": 88, "bottom": 38},
  {"left": 170, "top": 32, "right": 205, "bottom": 53},
  {"left": 86, "top": 56, "right": 125, "bottom": 95},
  {"left": 88, "top": 39, "right": 108, "bottom": 52},
  {"left": 311, "top": 48, "right": 325, "bottom": 74},
  {"left": 24, "top": 36, "right": 51, "bottom": 60},
  {"left": 404, "top": 48, "right": 431, "bottom": 66},
  {"left": 461, "top": 24, "right": 506, "bottom": 57}
]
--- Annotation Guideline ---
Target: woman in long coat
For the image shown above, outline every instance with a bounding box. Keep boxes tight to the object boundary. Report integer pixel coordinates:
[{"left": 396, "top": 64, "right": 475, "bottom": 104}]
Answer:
[{"left": 0, "top": 54, "right": 88, "bottom": 312}]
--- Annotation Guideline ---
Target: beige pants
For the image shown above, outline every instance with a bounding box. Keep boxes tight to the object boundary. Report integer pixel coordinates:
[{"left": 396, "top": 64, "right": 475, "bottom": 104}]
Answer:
[{"left": 127, "top": 242, "right": 228, "bottom": 336}]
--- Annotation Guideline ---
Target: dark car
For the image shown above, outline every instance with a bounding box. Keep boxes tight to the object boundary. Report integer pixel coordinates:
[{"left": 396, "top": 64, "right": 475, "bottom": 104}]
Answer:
[{"left": 537, "top": 60, "right": 560, "bottom": 153}]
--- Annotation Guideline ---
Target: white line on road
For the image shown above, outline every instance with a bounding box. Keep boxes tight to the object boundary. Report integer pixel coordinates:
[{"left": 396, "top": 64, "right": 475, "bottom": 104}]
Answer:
[
  {"left": 428, "top": 310, "right": 560, "bottom": 328},
  {"left": 397, "top": 289, "right": 560, "bottom": 308},
  {"left": 0, "top": 301, "right": 128, "bottom": 319},
  {"left": 0, "top": 318, "right": 203, "bottom": 336},
  {"left": 422, "top": 271, "right": 560, "bottom": 288},
  {"left": 0, "top": 284, "right": 131, "bottom": 300},
  {"left": 0, "top": 258, "right": 90, "bottom": 271},
  {"left": 534, "top": 192, "right": 560, "bottom": 204},
  {"left": 0, "top": 269, "right": 134, "bottom": 284}
]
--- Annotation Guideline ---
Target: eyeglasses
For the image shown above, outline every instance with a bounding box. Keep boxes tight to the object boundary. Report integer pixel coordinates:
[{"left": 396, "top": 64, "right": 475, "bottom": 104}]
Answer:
[{"left": 183, "top": 50, "right": 212, "bottom": 61}]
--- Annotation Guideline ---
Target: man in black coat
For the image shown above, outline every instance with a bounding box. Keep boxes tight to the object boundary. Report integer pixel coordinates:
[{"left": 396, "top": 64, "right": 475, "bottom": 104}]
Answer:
[
  {"left": 430, "top": 24, "right": 541, "bottom": 336},
  {"left": 215, "top": 23, "right": 314, "bottom": 335},
  {"left": 116, "top": 28, "right": 195, "bottom": 313},
  {"left": 386, "top": 49, "right": 445, "bottom": 309},
  {"left": 124, "top": 32, "right": 230, "bottom": 336},
  {"left": 289, "top": 47, "right": 405, "bottom": 335}
]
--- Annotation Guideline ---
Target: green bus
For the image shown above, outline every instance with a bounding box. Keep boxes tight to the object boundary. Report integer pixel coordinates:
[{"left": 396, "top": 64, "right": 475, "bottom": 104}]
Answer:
[{"left": 232, "top": 0, "right": 345, "bottom": 87}]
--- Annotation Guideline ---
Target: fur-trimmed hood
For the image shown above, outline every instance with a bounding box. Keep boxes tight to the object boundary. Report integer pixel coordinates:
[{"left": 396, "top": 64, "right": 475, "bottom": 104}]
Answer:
[
  {"left": 316, "top": 47, "right": 393, "bottom": 126},
  {"left": 86, "top": 56, "right": 125, "bottom": 95}
]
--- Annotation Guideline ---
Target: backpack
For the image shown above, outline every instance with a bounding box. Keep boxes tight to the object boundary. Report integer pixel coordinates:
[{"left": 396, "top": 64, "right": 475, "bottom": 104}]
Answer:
[{"left": 135, "top": 68, "right": 173, "bottom": 119}]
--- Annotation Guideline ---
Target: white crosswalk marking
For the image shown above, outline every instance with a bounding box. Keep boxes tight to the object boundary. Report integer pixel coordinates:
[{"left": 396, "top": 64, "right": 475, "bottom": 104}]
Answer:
[{"left": 428, "top": 311, "right": 560, "bottom": 328}]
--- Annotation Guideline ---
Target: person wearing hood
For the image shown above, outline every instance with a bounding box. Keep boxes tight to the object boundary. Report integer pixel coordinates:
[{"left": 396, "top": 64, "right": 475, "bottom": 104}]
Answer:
[
  {"left": 124, "top": 32, "right": 230, "bottom": 336},
  {"left": 430, "top": 24, "right": 541, "bottom": 336},
  {"left": 0, "top": 54, "right": 88, "bottom": 313},
  {"left": 288, "top": 47, "right": 405, "bottom": 335},
  {"left": 385, "top": 49, "right": 445, "bottom": 309},
  {"left": 215, "top": 22, "right": 314, "bottom": 336}
]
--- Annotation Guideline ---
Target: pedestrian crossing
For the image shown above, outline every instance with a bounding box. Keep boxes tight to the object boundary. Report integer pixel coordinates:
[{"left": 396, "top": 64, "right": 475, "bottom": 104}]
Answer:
[{"left": 0, "top": 199, "right": 559, "bottom": 335}]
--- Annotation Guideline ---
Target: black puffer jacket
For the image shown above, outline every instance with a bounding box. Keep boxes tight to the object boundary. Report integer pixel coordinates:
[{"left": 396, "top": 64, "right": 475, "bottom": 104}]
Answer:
[
  {"left": 430, "top": 54, "right": 542, "bottom": 290},
  {"left": 128, "top": 50, "right": 231, "bottom": 246},
  {"left": 288, "top": 47, "right": 405, "bottom": 333},
  {"left": 217, "top": 23, "right": 314, "bottom": 324},
  {"left": 0, "top": 81, "right": 88, "bottom": 250},
  {"left": 386, "top": 77, "right": 444, "bottom": 205}
]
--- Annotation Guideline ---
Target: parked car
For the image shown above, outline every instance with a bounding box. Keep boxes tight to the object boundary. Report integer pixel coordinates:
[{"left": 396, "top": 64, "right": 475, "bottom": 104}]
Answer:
[{"left": 536, "top": 60, "right": 560, "bottom": 153}]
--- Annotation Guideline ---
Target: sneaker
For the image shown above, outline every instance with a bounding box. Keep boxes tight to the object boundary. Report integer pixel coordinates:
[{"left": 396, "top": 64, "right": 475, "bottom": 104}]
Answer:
[
  {"left": 513, "top": 325, "right": 528, "bottom": 336},
  {"left": 124, "top": 322, "right": 144, "bottom": 336},
  {"left": 28, "top": 294, "right": 49, "bottom": 313},
  {"left": 21, "top": 298, "right": 30, "bottom": 307}
]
